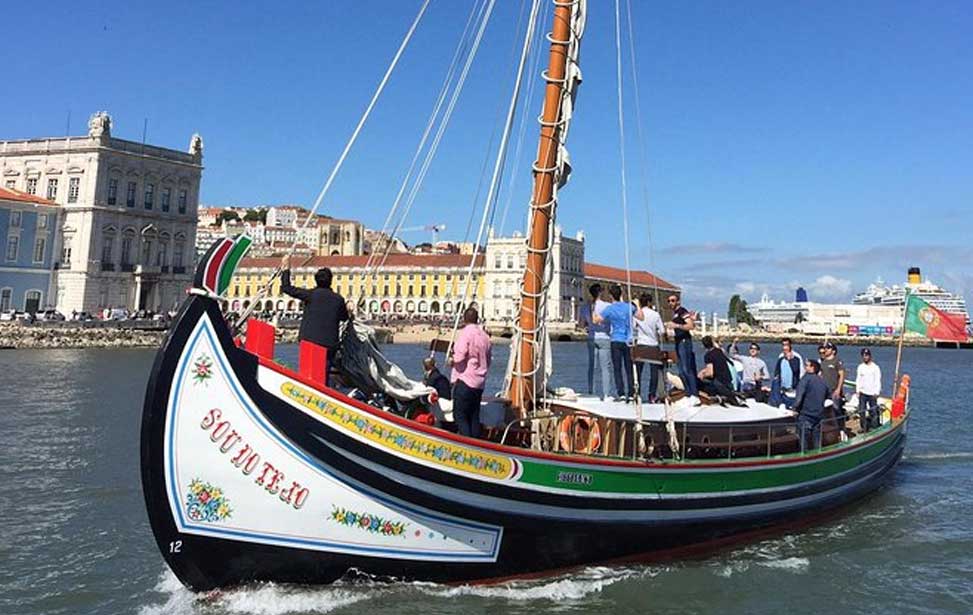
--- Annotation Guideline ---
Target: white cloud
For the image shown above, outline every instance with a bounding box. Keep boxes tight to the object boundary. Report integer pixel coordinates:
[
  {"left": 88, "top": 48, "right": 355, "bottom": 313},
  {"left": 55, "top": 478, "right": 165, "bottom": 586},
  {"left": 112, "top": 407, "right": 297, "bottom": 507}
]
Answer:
[{"left": 805, "top": 275, "right": 852, "bottom": 299}]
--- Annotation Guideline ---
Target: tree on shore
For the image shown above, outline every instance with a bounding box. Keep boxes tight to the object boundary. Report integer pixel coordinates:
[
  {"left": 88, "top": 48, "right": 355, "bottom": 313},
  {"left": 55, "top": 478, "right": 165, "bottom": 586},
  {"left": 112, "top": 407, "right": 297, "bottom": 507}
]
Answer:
[
  {"left": 217, "top": 210, "right": 241, "bottom": 225},
  {"left": 728, "top": 294, "right": 756, "bottom": 326}
]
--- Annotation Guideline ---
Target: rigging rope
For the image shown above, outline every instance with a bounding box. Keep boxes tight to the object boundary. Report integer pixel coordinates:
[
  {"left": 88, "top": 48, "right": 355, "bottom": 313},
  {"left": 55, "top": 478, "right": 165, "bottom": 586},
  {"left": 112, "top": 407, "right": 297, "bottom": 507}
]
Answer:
[
  {"left": 234, "top": 0, "right": 430, "bottom": 330},
  {"left": 372, "top": 0, "right": 498, "bottom": 279},
  {"left": 360, "top": 0, "right": 487, "bottom": 280},
  {"left": 447, "top": 0, "right": 545, "bottom": 357},
  {"left": 625, "top": 0, "right": 662, "bottom": 311},
  {"left": 615, "top": 0, "right": 642, "bottom": 430}
]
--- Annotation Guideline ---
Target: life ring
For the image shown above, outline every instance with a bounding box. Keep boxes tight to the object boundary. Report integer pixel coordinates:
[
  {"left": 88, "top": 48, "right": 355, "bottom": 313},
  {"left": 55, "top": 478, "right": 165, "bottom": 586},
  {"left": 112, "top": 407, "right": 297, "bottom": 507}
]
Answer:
[{"left": 558, "top": 415, "right": 602, "bottom": 454}]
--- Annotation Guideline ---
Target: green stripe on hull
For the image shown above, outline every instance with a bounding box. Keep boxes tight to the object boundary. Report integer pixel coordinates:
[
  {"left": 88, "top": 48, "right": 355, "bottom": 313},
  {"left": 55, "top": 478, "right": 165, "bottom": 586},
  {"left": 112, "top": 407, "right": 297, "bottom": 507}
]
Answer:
[{"left": 516, "top": 425, "right": 901, "bottom": 495}]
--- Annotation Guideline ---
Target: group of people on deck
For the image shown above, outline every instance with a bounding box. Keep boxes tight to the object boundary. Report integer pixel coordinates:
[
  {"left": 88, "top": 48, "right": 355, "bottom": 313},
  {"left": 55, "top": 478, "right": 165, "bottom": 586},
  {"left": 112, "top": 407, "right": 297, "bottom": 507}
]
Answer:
[{"left": 579, "top": 283, "right": 885, "bottom": 449}]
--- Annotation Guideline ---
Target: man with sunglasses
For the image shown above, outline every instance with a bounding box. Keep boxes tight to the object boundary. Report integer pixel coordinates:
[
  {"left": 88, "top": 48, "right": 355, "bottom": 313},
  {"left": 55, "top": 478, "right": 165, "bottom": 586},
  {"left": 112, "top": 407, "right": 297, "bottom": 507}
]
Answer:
[
  {"left": 667, "top": 294, "right": 698, "bottom": 399},
  {"left": 731, "top": 339, "right": 769, "bottom": 397}
]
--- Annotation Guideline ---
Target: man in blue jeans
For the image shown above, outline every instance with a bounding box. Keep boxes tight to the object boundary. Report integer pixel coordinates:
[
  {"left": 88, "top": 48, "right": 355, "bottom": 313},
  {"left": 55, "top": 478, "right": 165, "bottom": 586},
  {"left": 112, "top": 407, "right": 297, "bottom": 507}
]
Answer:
[
  {"left": 667, "top": 294, "right": 698, "bottom": 398},
  {"left": 579, "top": 283, "right": 613, "bottom": 400},
  {"left": 594, "top": 285, "right": 635, "bottom": 401}
]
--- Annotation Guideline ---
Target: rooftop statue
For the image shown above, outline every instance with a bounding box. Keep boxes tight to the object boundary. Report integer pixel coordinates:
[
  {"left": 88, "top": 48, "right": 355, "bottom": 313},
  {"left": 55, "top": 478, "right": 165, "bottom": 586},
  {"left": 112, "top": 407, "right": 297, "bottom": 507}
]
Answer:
[
  {"left": 88, "top": 111, "right": 112, "bottom": 138},
  {"left": 189, "top": 133, "right": 204, "bottom": 159}
]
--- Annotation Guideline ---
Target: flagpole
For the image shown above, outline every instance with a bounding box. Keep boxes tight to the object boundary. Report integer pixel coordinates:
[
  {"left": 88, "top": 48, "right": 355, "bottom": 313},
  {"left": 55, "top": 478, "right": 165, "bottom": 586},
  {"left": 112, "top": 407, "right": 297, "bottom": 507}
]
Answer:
[{"left": 892, "top": 290, "right": 909, "bottom": 393}]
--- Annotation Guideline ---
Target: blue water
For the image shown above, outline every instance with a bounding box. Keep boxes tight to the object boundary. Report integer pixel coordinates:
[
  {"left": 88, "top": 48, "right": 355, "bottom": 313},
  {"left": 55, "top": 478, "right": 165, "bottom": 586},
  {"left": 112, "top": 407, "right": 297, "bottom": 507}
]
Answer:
[{"left": 0, "top": 342, "right": 970, "bottom": 614}]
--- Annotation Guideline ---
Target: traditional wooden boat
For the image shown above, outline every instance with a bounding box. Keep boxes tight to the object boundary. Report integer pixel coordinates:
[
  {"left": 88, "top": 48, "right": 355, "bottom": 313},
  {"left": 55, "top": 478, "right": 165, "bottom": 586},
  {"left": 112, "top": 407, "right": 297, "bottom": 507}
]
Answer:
[{"left": 141, "top": 0, "right": 909, "bottom": 591}]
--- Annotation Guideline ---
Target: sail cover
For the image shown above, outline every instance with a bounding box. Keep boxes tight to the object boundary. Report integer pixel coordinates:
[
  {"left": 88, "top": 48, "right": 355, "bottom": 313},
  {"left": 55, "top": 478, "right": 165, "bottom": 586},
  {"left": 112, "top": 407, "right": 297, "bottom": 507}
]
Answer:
[
  {"left": 338, "top": 321, "right": 434, "bottom": 402},
  {"left": 555, "top": 0, "right": 586, "bottom": 188}
]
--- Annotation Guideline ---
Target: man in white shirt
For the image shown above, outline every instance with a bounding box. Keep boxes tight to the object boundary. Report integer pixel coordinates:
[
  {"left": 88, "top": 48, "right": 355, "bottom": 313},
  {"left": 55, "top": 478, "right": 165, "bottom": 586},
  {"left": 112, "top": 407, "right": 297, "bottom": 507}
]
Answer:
[
  {"left": 856, "top": 347, "right": 882, "bottom": 431},
  {"left": 633, "top": 293, "right": 666, "bottom": 402},
  {"left": 731, "top": 339, "right": 770, "bottom": 397},
  {"left": 578, "top": 283, "right": 613, "bottom": 400}
]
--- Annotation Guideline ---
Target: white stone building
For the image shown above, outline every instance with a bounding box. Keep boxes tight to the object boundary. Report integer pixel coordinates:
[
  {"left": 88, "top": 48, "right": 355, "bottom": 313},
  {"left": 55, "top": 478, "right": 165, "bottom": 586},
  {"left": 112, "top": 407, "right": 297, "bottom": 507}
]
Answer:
[
  {"left": 0, "top": 112, "right": 202, "bottom": 313},
  {"left": 483, "top": 227, "right": 586, "bottom": 324}
]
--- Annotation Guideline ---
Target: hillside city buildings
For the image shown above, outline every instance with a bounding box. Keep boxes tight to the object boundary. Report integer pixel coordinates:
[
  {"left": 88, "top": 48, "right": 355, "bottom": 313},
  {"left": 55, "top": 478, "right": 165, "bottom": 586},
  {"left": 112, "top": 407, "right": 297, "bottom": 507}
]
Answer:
[{"left": 0, "top": 112, "right": 202, "bottom": 313}]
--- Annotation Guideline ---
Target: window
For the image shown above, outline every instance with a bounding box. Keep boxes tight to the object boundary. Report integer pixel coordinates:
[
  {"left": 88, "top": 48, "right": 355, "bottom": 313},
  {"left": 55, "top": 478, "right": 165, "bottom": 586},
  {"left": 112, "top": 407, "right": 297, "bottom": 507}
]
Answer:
[
  {"left": 37, "top": 214, "right": 47, "bottom": 230},
  {"left": 177, "top": 190, "right": 187, "bottom": 214},
  {"left": 121, "top": 236, "right": 133, "bottom": 265},
  {"left": 0, "top": 288, "right": 10, "bottom": 311},
  {"left": 24, "top": 290, "right": 41, "bottom": 314},
  {"left": 6, "top": 236, "right": 19, "bottom": 261},
  {"left": 173, "top": 242, "right": 185, "bottom": 267},
  {"left": 141, "top": 239, "right": 152, "bottom": 264},
  {"left": 4, "top": 180, "right": 14, "bottom": 189},
  {"left": 47, "top": 178, "right": 58, "bottom": 200},
  {"left": 26, "top": 177, "right": 38, "bottom": 195},
  {"left": 144, "top": 183, "right": 154, "bottom": 209},
  {"left": 494, "top": 255, "right": 502, "bottom": 269},
  {"left": 10, "top": 211, "right": 21, "bottom": 228},
  {"left": 61, "top": 245, "right": 72, "bottom": 268},
  {"left": 101, "top": 236, "right": 114, "bottom": 264},
  {"left": 507, "top": 255, "right": 514, "bottom": 269},
  {"left": 157, "top": 242, "right": 168, "bottom": 266},
  {"left": 33, "top": 237, "right": 46, "bottom": 263},
  {"left": 107, "top": 178, "right": 118, "bottom": 205},
  {"left": 161, "top": 187, "right": 171, "bottom": 212},
  {"left": 126, "top": 182, "right": 137, "bottom": 207},
  {"left": 68, "top": 177, "right": 80, "bottom": 203}
]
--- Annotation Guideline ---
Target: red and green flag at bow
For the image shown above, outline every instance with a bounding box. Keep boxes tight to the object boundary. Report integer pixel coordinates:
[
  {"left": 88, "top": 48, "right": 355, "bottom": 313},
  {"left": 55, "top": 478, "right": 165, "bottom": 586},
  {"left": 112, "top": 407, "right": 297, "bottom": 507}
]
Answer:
[{"left": 904, "top": 294, "right": 968, "bottom": 342}]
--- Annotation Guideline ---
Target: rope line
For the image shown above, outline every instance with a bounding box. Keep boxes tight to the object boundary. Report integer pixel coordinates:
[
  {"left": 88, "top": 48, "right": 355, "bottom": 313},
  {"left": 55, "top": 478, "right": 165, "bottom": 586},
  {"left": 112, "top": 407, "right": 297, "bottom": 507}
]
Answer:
[
  {"left": 233, "top": 0, "right": 430, "bottom": 329},
  {"left": 447, "top": 0, "right": 545, "bottom": 358}
]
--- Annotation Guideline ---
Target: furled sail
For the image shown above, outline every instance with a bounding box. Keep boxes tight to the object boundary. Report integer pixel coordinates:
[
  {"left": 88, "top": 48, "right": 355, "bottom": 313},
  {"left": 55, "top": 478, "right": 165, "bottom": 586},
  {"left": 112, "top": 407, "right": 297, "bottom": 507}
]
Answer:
[
  {"left": 555, "top": 0, "right": 586, "bottom": 188},
  {"left": 338, "top": 321, "right": 434, "bottom": 402}
]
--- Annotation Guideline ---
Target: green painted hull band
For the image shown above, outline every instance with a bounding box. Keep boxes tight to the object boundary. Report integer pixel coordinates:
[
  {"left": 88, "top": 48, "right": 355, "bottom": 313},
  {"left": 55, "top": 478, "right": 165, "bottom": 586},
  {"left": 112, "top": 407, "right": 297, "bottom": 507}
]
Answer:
[{"left": 516, "top": 424, "right": 901, "bottom": 495}]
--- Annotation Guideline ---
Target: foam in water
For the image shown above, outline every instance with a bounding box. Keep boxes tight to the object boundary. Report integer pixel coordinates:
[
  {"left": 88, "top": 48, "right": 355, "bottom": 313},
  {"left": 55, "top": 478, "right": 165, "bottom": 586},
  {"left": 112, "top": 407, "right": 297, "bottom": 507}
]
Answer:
[{"left": 138, "top": 565, "right": 650, "bottom": 614}]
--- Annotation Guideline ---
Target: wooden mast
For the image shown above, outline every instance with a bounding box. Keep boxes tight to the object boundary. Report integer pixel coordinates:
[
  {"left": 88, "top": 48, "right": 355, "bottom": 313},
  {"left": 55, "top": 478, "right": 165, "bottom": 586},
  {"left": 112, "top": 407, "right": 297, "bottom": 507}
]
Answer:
[{"left": 508, "top": 1, "right": 575, "bottom": 413}]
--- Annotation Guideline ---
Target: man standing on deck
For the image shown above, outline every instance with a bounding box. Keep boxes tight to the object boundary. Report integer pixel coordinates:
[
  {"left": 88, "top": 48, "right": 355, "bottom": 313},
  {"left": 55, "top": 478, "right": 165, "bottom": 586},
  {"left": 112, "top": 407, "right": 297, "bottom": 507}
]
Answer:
[
  {"left": 280, "top": 255, "right": 350, "bottom": 383},
  {"left": 449, "top": 306, "right": 492, "bottom": 438},
  {"left": 819, "top": 341, "right": 846, "bottom": 429},
  {"left": 793, "top": 359, "right": 830, "bottom": 451},
  {"left": 667, "top": 294, "right": 699, "bottom": 399},
  {"left": 579, "top": 283, "right": 613, "bottom": 400},
  {"left": 593, "top": 285, "right": 635, "bottom": 401},
  {"left": 771, "top": 338, "right": 804, "bottom": 408},
  {"left": 633, "top": 293, "right": 666, "bottom": 402},
  {"left": 856, "top": 348, "right": 882, "bottom": 431}
]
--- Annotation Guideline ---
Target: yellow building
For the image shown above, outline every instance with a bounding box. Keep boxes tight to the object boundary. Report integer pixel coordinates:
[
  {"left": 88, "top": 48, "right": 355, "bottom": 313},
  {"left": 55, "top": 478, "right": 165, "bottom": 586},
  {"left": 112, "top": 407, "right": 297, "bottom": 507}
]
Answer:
[{"left": 229, "top": 253, "right": 485, "bottom": 319}]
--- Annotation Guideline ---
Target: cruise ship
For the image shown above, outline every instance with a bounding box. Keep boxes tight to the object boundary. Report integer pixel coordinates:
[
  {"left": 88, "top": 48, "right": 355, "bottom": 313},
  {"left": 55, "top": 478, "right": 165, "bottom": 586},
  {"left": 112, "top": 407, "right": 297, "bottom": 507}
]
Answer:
[{"left": 854, "top": 267, "right": 969, "bottom": 323}]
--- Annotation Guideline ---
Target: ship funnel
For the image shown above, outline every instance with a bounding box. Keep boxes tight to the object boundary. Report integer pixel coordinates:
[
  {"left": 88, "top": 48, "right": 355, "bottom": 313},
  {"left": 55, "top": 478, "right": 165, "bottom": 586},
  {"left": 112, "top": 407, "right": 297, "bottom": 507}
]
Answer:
[
  {"left": 908, "top": 267, "right": 921, "bottom": 285},
  {"left": 795, "top": 287, "right": 808, "bottom": 303}
]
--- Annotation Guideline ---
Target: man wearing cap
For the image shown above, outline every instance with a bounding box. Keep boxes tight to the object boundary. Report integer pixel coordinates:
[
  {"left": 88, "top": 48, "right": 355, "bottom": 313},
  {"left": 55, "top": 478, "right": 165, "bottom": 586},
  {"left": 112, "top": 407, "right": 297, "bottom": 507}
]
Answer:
[
  {"left": 819, "top": 341, "right": 846, "bottom": 429},
  {"left": 856, "top": 348, "right": 882, "bottom": 431},
  {"left": 793, "top": 359, "right": 829, "bottom": 451}
]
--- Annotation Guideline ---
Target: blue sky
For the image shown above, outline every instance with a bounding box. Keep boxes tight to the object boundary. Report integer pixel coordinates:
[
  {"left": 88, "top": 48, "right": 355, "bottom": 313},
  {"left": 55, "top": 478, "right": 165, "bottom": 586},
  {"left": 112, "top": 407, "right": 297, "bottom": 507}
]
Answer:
[{"left": 3, "top": 0, "right": 971, "bottom": 314}]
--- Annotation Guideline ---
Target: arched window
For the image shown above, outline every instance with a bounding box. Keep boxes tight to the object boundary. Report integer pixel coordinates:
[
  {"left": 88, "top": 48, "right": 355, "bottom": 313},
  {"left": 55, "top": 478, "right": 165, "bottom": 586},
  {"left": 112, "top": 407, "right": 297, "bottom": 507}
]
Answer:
[
  {"left": 430, "top": 301, "right": 440, "bottom": 314},
  {"left": 157, "top": 232, "right": 170, "bottom": 267}
]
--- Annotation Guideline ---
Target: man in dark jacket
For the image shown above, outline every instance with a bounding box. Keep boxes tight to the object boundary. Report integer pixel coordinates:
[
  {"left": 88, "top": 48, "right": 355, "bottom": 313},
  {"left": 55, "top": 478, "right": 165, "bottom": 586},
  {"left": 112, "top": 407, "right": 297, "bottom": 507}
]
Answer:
[
  {"left": 280, "top": 255, "right": 350, "bottom": 380},
  {"left": 422, "top": 357, "right": 451, "bottom": 400},
  {"left": 793, "top": 359, "right": 829, "bottom": 452}
]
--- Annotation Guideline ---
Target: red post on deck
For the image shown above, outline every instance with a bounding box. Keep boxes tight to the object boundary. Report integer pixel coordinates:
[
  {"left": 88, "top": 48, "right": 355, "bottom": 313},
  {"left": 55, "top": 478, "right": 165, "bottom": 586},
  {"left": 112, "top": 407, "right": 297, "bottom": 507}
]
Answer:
[
  {"left": 299, "top": 341, "right": 329, "bottom": 387},
  {"left": 244, "top": 319, "right": 276, "bottom": 360}
]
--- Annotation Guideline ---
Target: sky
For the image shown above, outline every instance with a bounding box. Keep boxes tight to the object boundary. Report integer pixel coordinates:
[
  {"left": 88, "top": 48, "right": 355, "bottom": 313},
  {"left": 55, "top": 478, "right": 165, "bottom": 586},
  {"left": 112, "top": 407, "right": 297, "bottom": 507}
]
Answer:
[{"left": 2, "top": 0, "right": 971, "bottom": 314}]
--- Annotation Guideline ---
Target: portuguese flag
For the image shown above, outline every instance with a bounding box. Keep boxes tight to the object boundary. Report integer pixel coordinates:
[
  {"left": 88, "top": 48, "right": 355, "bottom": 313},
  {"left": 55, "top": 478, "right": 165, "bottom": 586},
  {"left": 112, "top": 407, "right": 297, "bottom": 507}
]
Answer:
[{"left": 904, "top": 294, "right": 968, "bottom": 342}]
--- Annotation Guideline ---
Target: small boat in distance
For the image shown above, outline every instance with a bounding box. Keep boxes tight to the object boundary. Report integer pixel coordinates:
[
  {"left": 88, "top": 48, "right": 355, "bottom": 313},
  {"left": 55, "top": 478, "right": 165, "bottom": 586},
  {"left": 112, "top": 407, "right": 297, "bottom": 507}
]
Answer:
[{"left": 141, "top": 1, "right": 910, "bottom": 591}]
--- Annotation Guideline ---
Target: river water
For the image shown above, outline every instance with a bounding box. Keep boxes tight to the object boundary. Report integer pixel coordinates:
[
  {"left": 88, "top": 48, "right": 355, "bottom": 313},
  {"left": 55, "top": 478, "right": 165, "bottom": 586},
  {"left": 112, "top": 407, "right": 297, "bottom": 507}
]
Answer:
[{"left": 1, "top": 342, "right": 970, "bottom": 615}]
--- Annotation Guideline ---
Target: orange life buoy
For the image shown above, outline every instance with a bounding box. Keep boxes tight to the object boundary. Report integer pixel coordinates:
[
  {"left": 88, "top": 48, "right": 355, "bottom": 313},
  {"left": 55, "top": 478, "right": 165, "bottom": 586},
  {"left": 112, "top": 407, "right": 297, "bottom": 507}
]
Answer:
[{"left": 558, "top": 415, "right": 602, "bottom": 454}]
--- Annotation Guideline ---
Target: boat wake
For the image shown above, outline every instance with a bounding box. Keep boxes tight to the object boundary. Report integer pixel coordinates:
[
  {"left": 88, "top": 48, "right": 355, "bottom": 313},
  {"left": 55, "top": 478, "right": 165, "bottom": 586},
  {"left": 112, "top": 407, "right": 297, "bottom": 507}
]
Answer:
[
  {"left": 138, "top": 565, "right": 648, "bottom": 614},
  {"left": 904, "top": 451, "right": 973, "bottom": 463}
]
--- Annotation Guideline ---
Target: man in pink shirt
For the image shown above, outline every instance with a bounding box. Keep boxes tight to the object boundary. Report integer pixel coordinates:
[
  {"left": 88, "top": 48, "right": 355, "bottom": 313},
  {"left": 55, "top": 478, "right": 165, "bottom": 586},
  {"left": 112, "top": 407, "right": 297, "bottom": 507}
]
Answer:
[{"left": 449, "top": 306, "right": 492, "bottom": 438}]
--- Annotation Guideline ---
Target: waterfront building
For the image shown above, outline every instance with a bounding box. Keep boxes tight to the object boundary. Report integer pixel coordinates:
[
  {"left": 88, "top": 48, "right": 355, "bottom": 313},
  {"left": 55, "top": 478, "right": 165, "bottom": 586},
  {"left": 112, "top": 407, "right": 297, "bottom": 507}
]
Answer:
[
  {"left": 0, "top": 112, "right": 202, "bottom": 313},
  {"left": 230, "top": 253, "right": 484, "bottom": 319},
  {"left": 582, "top": 262, "right": 680, "bottom": 319},
  {"left": 0, "top": 187, "right": 60, "bottom": 313},
  {"left": 484, "top": 227, "right": 585, "bottom": 323}
]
